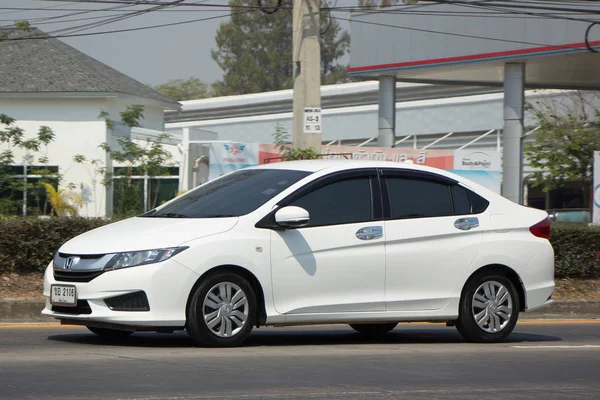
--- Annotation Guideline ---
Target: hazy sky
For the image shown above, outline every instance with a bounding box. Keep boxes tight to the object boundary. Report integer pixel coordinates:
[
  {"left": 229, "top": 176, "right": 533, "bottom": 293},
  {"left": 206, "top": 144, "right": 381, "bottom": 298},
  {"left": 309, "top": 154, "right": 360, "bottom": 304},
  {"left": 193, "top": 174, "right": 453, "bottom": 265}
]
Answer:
[{"left": 2, "top": 0, "right": 350, "bottom": 86}]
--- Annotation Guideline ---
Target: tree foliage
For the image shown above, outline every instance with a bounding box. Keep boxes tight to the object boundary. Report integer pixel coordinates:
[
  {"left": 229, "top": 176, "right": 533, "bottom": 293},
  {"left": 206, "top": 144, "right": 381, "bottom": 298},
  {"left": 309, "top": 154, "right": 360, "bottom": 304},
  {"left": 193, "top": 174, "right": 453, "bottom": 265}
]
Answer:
[
  {"left": 524, "top": 96, "right": 600, "bottom": 208},
  {"left": 155, "top": 77, "right": 211, "bottom": 101},
  {"left": 41, "top": 182, "right": 82, "bottom": 217},
  {"left": 0, "top": 114, "right": 58, "bottom": 216},
  {"left": 211, "top": 0, "right": 350, "bottom": 96},
  {"left": 99, "top": 106, "right": 174, "bottom": 216},
  {"left": 273, "top": 123, "right": 319, "bottom": 161}
]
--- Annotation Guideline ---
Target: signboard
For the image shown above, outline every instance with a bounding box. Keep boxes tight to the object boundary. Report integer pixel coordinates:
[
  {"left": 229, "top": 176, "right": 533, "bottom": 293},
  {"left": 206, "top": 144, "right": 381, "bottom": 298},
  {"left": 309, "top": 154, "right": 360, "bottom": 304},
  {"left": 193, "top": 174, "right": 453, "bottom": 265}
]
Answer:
[
  {"left": 201, "top": 142, "right": 501, "bottom": 195},
  {"left": 303, "top": 108, "right": 322, "bottom": 134},
  {"left": 452, "top": 150, "right": 502, "bottom": 194},
  {"left": 593, "top": 151, "right": 600, "bottom": 225},
  {"left": 208, "top": 142, "right": 259, "bottom": 180}
]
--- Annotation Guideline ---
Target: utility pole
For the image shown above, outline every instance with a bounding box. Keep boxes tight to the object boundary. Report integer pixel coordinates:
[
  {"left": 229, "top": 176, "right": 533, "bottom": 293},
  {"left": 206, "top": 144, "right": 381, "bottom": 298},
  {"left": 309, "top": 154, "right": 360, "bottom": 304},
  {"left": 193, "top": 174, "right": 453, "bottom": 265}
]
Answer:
[{"left": 292, "top": 0, "right": 322, "bottom": 153}]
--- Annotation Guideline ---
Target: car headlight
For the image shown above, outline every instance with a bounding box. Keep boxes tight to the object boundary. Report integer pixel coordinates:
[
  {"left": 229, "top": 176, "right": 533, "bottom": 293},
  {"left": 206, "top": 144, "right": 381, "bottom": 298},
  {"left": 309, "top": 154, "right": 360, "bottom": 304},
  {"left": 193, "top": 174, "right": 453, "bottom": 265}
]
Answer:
[{"left": 104, "top": 247, "right": 188, "bottom": 271}]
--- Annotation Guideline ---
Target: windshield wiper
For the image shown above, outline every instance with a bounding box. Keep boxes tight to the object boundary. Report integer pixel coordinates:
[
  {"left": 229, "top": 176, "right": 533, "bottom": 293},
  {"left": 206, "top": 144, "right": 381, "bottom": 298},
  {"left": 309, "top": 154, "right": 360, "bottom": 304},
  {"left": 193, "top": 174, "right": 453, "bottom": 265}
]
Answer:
[{"left": 147, "top": 212, "right": 189, "bottom": 218}]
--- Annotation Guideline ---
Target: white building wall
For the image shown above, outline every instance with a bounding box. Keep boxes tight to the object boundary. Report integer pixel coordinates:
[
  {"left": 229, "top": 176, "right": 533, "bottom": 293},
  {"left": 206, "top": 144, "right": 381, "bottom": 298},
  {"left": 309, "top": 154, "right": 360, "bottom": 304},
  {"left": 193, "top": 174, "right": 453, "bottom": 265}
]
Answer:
[
  {"left": 3, "top": 97, "right": 171, "bottom": 218},
  {"left": 2, "top": 98, "right": 109, "bottom": 218}
]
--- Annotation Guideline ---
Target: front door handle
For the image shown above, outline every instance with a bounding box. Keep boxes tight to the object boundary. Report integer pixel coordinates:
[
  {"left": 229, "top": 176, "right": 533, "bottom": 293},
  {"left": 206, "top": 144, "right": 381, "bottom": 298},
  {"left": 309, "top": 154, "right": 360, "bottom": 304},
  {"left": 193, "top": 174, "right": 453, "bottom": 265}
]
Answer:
[
  {"left": 356, "top": 226, "right": 383, "bottom": 240},
  {"left": 454, "top": 217, "right": 479, "bottom": 231}
]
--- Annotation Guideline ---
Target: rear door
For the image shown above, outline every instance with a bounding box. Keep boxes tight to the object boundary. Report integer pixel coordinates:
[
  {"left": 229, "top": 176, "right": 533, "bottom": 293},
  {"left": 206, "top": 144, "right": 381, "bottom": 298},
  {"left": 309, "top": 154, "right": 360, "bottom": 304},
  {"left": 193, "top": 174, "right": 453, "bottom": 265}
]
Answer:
[{"left": 381, "top": 169, "right": 486, "bottom": 311}]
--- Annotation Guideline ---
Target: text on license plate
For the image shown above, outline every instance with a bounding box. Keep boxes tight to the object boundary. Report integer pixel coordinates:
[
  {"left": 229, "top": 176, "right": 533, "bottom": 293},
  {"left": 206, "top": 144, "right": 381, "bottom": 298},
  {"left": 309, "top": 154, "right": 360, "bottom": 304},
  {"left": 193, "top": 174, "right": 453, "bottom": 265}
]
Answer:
[{"left": 51, "top": 285, "right": 77, "bottom": 306}]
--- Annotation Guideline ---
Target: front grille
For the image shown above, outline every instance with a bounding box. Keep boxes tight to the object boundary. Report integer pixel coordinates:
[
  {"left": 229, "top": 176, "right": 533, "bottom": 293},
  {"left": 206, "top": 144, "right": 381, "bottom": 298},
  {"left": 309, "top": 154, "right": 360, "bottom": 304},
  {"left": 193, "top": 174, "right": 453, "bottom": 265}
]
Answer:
[
  {"left": 105, "top": 291, "right": 150, "bottom": 311},
  {"left": 52, "top": 300, "right": 92, "bottom": 315},
  {"left": 54, "top": 270, "right": 104, "bottom": 283}
]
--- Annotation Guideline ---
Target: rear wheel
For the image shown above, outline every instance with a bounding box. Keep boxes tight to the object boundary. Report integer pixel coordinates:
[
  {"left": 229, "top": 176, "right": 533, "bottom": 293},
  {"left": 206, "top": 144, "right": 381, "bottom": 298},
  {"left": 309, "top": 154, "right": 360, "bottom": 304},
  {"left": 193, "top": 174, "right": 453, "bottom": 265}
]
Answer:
[
  {"left": 350, "top": 323, "right": 398, "bottom": 337},
  {"left": 87, "top": 326, "right": 133, "bottom": 338},
  {"left": 456, "top": 273, "right": 519, "bottom": 343},
  {"left": 186, "top": 273, "right": 256, "bottom": 347}
]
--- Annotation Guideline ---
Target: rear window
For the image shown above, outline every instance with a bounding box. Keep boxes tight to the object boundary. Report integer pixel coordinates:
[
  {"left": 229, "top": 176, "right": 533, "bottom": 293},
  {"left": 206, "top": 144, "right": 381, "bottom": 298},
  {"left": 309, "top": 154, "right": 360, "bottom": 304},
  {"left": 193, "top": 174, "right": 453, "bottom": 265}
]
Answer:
[{"left": 143, "top": 169, "right": 311, "bottom": 218}]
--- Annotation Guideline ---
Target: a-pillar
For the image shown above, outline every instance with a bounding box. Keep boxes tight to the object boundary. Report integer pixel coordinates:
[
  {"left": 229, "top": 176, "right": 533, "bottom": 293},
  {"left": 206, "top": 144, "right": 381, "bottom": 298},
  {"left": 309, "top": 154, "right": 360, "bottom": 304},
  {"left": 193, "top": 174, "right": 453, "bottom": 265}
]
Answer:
[
  {"left": 503, "top": 63, "right": 525, "bottom": 204},
  {"left": 378, "top": 76, "right": 396, "bottom": 148}
]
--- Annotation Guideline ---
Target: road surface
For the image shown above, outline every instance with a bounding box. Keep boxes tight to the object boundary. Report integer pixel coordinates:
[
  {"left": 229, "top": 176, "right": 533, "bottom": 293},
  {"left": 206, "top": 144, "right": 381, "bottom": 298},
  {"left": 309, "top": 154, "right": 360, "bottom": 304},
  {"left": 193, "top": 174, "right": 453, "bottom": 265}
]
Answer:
[{"left": 1, "top": 320, "right": 599, "bottom": 399}]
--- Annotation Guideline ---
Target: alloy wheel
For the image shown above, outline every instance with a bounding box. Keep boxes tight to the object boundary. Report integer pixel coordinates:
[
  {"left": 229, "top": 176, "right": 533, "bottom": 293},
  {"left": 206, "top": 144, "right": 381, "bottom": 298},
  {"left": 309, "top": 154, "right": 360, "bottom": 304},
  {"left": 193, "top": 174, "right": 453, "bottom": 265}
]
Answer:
[
  {"left": 471, "top": 280, "right": 513, "bottom": 333},
  {"left": 202, "top": 281, "right": 249, "bottom": 338}
]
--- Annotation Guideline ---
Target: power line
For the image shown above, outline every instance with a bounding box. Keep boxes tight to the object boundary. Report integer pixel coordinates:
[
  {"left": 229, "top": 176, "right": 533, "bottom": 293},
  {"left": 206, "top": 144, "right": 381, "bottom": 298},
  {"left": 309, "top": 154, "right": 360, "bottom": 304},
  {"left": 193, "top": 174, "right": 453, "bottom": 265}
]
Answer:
[
  {"left": 0, "top": 9, "right": 254, "bottom": 40},
  {"left": 334, "top": 14, "right": 596, "bottom": 53}
]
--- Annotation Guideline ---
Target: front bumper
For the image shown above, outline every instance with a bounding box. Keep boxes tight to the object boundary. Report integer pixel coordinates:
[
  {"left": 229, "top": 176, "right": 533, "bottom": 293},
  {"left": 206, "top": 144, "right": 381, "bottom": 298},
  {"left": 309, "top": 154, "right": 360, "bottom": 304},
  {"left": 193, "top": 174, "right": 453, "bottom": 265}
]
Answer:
[{"left": 42, "top": 259, "right": 199, "bottom": 327}]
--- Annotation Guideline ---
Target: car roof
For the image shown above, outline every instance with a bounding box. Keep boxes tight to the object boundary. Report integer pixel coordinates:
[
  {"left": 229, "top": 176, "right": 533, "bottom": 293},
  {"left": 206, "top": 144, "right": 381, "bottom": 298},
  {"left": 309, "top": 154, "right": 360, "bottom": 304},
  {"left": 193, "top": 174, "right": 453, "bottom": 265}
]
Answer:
[{"left": 252, "top": 159, "right": 450, "bottom": 176}]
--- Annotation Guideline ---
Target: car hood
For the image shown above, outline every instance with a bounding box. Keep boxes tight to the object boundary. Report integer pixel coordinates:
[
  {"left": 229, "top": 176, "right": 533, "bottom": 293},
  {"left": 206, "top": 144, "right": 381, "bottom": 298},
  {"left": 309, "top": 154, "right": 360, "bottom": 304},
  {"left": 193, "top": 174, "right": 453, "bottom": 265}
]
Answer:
[{"left": 59, "top": 217, "right": 239, "bottom": 255}]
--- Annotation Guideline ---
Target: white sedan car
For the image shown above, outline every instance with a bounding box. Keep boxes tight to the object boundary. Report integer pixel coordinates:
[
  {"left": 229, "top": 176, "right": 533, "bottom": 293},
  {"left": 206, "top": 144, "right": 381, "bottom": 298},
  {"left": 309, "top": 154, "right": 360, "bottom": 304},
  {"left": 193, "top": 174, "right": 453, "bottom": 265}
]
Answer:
[{"left": 43, "top": 160, "right": 554, "bottom": 347}]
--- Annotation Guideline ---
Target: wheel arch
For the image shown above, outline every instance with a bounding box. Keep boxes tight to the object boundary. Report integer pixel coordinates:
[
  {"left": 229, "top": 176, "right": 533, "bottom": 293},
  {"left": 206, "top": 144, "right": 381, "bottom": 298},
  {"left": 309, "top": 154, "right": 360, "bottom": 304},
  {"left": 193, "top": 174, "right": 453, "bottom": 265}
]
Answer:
[
  {"left": 462, "top": 264, "right": 526, "bottom": 312},
  {"left": 185, "top": 264, "right": 267, "bottom": 328}
]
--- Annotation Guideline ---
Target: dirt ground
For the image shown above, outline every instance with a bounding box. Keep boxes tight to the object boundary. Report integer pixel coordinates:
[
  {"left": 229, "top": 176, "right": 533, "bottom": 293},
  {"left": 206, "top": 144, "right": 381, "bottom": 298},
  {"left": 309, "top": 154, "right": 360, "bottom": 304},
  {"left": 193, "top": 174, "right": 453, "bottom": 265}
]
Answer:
[{"left": 1, "top": 273, "right": 599, "bottom": 302}]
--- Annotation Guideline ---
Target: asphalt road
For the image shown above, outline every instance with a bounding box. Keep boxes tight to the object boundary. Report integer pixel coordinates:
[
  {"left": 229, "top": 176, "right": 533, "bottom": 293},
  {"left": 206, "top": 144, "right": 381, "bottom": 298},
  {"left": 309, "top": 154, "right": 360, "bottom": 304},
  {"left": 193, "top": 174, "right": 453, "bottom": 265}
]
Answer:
[{"left": 1, "top": 321, "right": 599, "bottom": 400}]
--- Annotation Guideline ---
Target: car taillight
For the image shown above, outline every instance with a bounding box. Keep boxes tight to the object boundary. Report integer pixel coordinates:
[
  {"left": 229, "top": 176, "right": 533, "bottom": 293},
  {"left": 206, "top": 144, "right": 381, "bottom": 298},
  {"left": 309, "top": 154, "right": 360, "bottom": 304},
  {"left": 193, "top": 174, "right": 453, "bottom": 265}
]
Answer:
[{"left": 530, "top": 217, "right": 551, "bottom": 239}]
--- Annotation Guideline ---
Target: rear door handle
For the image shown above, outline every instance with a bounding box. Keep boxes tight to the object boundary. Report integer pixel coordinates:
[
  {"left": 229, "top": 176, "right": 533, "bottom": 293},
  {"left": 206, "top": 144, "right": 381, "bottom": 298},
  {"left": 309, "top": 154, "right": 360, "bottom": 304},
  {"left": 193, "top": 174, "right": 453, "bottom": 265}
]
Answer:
[
  {"left": 454, "top": 217, "right": 479, "bottom": 231},
  {"left": 356, "top": 226, "right": 383, "bottom": 240}
]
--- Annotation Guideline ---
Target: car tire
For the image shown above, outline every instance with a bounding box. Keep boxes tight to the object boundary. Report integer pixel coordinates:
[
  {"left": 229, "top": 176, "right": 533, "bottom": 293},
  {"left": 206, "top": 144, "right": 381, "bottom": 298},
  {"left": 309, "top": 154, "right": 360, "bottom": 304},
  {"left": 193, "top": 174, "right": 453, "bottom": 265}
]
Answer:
[
  {"left": 186, "top": 272, "right": 256, "bottom": 347},
  {"left": 456, "top": 272, "right": 520, "bottom": 343},
  {"left": 350, "top": 323, "right": 398, "bottom": 337},
  {"left": 87, "top": 326, "right": 133, "bottom": 338}
]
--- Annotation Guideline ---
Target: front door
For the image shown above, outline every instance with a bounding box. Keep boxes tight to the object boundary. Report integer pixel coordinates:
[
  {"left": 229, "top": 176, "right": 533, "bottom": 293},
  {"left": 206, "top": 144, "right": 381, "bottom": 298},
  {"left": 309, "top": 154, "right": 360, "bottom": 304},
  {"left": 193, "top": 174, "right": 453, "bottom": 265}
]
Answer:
[{"left": 270, "top": 171, "right": 386, "bottom": 315}]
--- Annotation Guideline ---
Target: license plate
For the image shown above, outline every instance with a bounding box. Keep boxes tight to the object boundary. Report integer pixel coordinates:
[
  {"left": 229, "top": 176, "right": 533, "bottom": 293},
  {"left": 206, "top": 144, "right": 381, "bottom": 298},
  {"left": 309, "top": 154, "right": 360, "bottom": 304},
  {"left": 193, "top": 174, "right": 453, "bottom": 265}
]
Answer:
[{"left": 50, "top": 285, "right": 77, "bottom": 307}]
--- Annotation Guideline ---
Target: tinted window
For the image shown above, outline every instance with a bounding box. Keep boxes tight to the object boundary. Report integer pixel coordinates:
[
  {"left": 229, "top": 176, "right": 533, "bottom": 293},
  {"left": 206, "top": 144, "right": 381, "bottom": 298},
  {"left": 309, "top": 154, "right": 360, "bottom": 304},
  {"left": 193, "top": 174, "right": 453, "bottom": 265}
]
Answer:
[
  {"left": 290, "top": 178, "right": 372, "bottom": 227},
  {"left": 387, "top": 178, "right": 453, "bottom": 219},
  {"left": 451, "top": 185, "right": 471, "bottom": 215},
  {"left": 145, "top": 169, "right": 310, "bottom": 218},
  {"left": 468, "top": 190, "right": 490, "bottom": 214}
]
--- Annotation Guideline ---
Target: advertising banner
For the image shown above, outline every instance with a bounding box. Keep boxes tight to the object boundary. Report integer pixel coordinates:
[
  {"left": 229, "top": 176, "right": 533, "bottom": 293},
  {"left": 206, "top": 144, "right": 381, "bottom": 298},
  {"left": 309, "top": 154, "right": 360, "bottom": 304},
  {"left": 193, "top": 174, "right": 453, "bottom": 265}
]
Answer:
[
  {"left": 452, "top": 150, "right": 502, "bottom": 194},
  {"left": 206, "top": 142, "right": 502, "bottom": 194},
  {"left": 208, "top": 142, "right": 259, "bottom": 180},
  {"left": 593, "top": 151, "right": 600, "bottom": 225},
  {"left": 259, "top": 144, "right": 501, "bottom": 194}
]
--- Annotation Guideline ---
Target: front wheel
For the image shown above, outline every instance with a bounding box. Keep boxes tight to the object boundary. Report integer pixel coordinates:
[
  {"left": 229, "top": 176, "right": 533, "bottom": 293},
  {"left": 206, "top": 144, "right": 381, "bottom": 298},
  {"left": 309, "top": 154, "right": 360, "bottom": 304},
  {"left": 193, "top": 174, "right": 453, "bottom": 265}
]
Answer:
[
  {"left": 350, "top": 323, "right": 398, "bottom": 337},
  {"left": 87, "top": 326, "right": 133, "bottom": 339},
  {"left": 456, "top": 273, "right": 520, "bottom": 343},
  {"left": 186, "top": 273, "right": 256, "bottom": 347}
]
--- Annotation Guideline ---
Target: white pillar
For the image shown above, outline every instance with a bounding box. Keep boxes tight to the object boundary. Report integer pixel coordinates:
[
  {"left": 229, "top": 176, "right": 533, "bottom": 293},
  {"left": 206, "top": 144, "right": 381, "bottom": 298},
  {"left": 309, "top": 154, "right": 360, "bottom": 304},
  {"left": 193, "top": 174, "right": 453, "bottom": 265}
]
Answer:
[
  {"left": 502, "top": 63, "right": 525, "bottom": 204},
  {"left": 378, "top": 76, "right": 396, "bottom": 148}
]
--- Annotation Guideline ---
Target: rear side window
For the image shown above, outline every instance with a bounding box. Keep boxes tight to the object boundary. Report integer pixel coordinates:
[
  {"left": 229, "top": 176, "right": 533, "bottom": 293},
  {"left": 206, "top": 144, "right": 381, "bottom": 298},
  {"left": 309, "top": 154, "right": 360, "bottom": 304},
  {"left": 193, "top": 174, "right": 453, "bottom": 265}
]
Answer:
[
  {"left": 451, "top": 185, "right": 471, "bottom": 215},
  {"left": 468, "top": 190, "right": 490, "bottom": 214},
  {"left": 386, "top": 177, "right": 489, "bottom": 219},
  {"left": 289, "top": 177, "right": 372, "bottom": 227},
  {"left": 386, "top": 178, "right": 453, "bottom": 219}
]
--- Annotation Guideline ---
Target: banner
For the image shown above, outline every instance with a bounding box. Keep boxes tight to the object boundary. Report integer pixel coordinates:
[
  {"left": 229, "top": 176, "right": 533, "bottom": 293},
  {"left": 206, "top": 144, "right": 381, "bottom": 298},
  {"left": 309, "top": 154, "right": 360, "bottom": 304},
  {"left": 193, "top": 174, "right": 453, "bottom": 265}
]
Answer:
[
  {"left": 452, "top": 150, "right": 502, "bottom": 194},
  {"left": 594, "top": 151, "right": 600, "bottom": 225},
  {"left": 208, "top": 142, "right": 259, "bottom": 180},
  {"left": 259, "top": 144, "right": 501, "bottom": 194},
  {"left": 206, "top": 142, "right": 502, "bottom": 194}
]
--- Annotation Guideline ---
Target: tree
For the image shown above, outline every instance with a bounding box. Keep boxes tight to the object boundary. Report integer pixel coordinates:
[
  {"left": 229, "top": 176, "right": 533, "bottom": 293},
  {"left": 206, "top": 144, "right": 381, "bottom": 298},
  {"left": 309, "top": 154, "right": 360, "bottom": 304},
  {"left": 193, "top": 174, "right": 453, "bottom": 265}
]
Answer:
[
  {"left": 99, "top": 106, "right": 174, "bottom": 217},
  {"left": 273, "top": 123, "right": 319, "bottom": 161},
  {"left": 0, "top": 114, "right": 58, "bottom": 216},
  {"left": 524, "top": 94, "right": 600, "bottom": 209},
  {"left": 154, "top": 77, "right": 211, "bottom": 101},
  {"left": 41, "top": 182, "right": 82, "bottom": 217},
  {"left": 211, "top": 0, "right": 350, "bottom": 96}
]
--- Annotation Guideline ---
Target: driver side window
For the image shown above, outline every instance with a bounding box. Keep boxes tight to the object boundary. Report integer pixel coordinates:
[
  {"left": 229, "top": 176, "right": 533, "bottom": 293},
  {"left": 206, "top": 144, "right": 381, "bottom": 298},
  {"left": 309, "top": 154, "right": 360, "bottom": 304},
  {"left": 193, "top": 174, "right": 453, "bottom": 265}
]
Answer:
[{"left": 289, "top": 177, "right": 373, "bottom": 228}]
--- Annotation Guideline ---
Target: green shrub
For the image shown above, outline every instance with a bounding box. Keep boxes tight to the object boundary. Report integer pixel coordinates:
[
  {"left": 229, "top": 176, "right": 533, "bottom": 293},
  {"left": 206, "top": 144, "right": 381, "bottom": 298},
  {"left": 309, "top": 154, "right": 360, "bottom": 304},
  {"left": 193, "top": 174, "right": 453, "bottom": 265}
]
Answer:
[
  {"left": 0, "top": 218, "right": 599, "bottom": 280},
  {"left": 0, "top": 217, "right": 109, "bottom": 274},
  {"left": 551, "top": 223, "right": 600, "bottom": 279}
]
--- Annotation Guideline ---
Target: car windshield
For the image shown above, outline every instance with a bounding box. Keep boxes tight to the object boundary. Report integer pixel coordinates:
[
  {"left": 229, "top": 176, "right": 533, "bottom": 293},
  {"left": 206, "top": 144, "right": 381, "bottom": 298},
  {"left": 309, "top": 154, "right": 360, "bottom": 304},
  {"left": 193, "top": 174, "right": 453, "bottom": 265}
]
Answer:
[{"left": 142, "top": 168, "right": 311, "bottom": 218}]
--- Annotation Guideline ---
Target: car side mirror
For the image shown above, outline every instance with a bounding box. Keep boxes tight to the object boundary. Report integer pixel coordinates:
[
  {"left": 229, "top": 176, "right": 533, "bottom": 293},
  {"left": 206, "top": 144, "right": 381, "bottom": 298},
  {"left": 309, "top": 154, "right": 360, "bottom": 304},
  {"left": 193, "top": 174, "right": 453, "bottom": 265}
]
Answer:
[{"left": 274, "top": 206, "right": 310, "bottom": 229}]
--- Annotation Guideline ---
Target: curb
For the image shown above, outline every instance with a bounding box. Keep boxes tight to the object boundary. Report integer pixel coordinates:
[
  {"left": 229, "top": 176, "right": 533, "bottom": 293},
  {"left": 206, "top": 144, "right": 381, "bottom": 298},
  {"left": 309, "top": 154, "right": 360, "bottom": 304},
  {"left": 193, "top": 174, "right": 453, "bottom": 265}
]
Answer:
[{"left": 1, "top": 300, "right": 598, "bottom": 324}]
